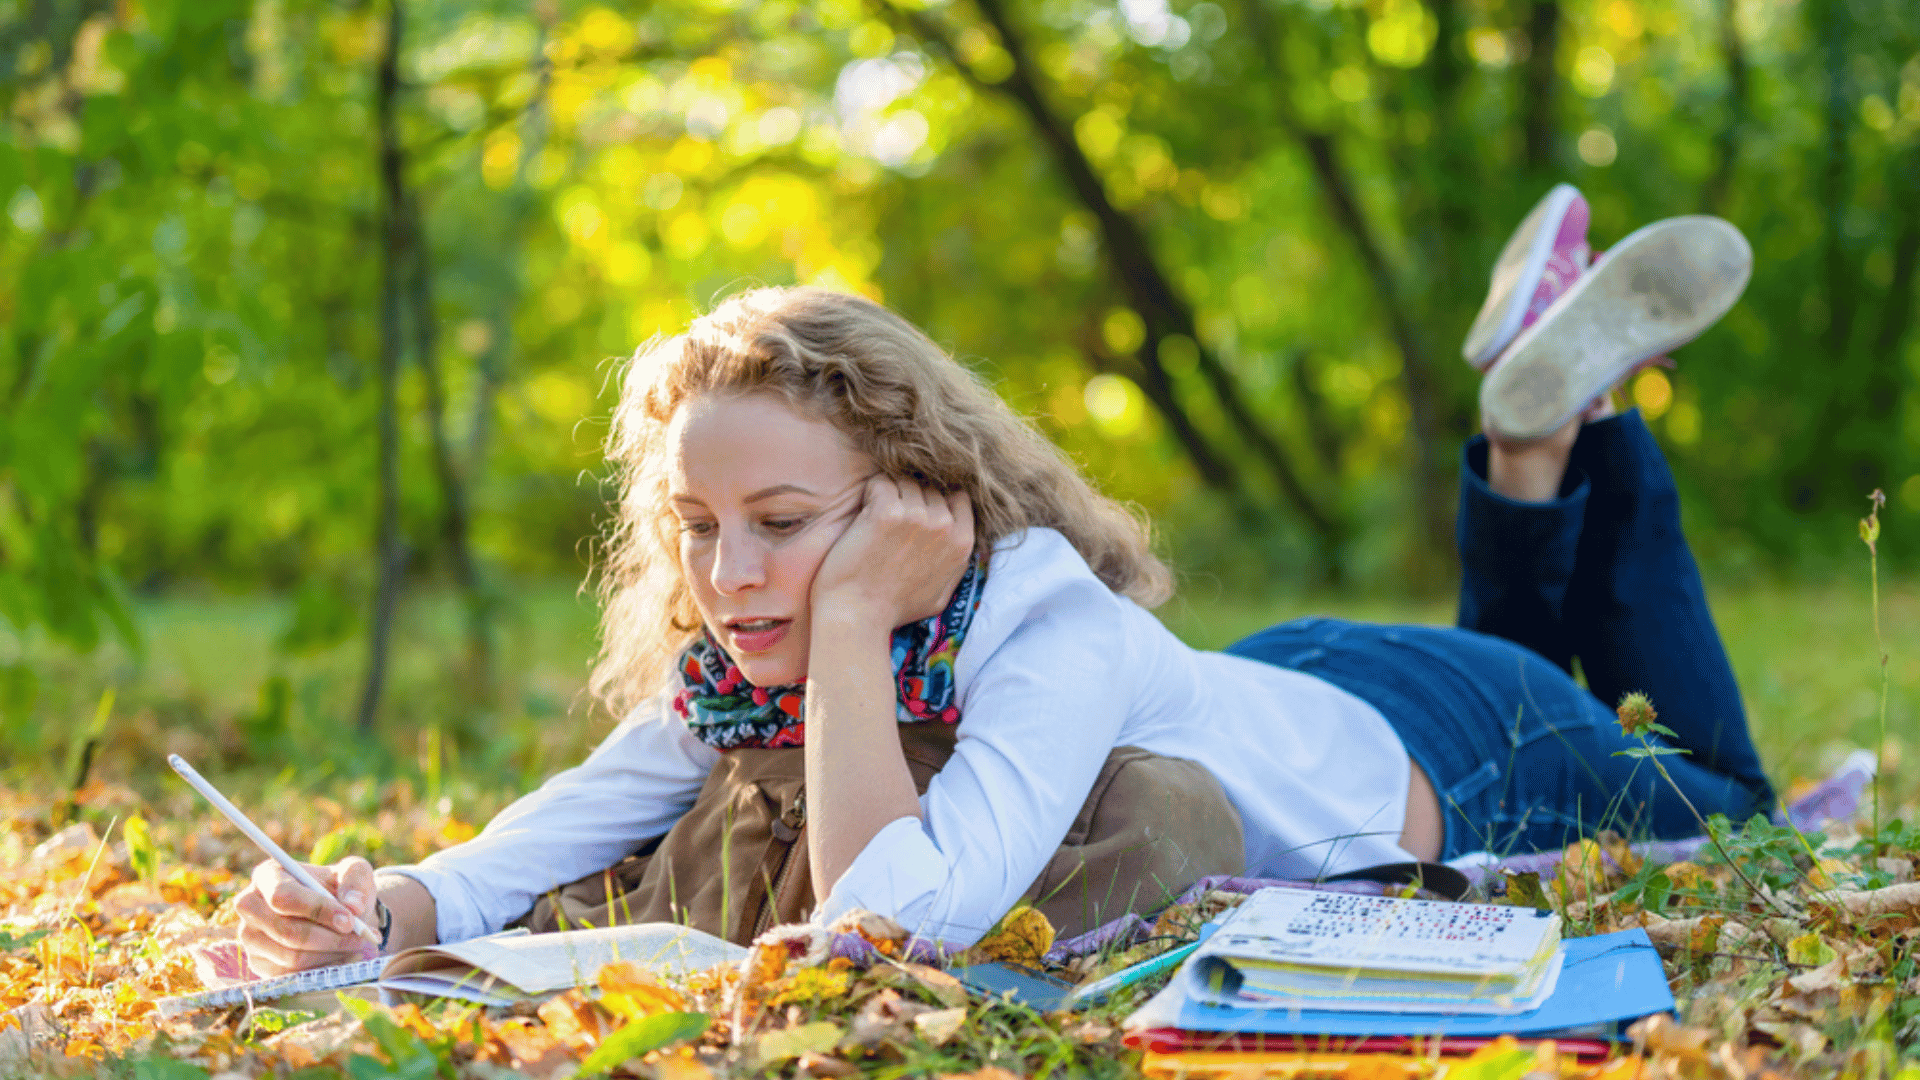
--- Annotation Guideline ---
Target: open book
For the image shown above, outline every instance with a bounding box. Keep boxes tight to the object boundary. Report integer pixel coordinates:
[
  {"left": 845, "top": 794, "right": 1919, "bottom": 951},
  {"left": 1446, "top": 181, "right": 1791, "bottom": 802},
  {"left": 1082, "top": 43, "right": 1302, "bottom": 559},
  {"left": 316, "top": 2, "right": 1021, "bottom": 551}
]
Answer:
[
  {"left": 1187, "top": 888, "right": 1563, "bottom": 1015},
  {"left": 158, "top": 924, "right": 746, "bottom": 1016}
]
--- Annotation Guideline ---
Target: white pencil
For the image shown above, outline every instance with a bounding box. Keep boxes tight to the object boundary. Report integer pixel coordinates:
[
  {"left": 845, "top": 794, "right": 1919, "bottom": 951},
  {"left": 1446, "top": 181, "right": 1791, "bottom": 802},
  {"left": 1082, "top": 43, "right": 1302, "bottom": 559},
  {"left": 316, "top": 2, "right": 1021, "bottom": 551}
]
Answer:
[{"left": 167, "top": 753, "right": 381, "bottom": 947}]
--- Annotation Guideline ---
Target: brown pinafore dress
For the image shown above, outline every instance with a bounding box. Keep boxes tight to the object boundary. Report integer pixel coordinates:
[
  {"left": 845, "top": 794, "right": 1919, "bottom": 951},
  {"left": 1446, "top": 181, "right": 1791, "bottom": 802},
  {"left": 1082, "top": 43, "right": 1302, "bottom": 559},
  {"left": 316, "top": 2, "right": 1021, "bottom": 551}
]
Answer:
[{"left": 513, "top": 723, "right": 1248, "bottom": 944}]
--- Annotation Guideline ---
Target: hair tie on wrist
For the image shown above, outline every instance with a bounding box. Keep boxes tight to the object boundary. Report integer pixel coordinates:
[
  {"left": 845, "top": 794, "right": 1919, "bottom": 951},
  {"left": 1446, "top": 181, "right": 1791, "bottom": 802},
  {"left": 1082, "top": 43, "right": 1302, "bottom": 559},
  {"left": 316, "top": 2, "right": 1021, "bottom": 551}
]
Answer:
[{"left": 375, "top": 898, "right": 393, "bottom": 952}]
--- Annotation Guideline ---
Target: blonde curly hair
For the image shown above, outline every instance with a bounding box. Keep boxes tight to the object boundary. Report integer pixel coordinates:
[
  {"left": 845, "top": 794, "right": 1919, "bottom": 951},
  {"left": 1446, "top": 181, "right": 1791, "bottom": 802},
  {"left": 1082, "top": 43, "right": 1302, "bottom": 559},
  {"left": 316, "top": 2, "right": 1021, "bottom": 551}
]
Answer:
[{"left": 589, "top": 287, "right": 1173, "bottom": 719}]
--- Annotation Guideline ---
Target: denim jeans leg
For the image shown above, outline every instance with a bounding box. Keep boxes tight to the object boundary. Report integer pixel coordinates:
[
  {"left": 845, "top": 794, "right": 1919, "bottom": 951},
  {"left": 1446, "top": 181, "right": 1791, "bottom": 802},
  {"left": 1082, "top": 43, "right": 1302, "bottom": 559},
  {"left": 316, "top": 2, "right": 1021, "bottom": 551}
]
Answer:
[
  {"left": 1561, "top": 410, "right": 1774, "bottom": 809},
  {"left": 1455, "top": 437, "right": 1590, "bottom": 675}
]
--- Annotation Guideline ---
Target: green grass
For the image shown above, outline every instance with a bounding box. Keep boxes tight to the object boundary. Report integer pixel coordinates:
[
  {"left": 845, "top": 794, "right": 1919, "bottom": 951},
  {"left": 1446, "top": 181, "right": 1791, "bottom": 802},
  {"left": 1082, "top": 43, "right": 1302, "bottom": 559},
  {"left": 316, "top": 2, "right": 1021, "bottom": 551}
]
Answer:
[{"left": 2, "top": 573, "right": 1915, "bottom": 816}]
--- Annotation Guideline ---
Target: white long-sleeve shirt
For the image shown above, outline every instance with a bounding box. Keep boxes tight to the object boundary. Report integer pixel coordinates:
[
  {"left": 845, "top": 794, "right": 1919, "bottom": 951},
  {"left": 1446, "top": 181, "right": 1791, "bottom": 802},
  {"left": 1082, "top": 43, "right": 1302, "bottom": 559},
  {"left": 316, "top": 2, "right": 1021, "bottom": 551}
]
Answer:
[{"left": 388, "top": 528, "right": 1412, "bottom": 947}]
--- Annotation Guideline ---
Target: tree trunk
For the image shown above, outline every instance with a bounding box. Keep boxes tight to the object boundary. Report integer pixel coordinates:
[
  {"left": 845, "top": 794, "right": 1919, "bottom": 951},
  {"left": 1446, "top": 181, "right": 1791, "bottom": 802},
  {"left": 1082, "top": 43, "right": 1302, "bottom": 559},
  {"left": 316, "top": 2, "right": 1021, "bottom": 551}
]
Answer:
[
  {"left": 400, "top": 189, "right": 492, "bottom": 685},
  {"left": 1699, "top": 0, "right": 1747, "bottom": 213},
  {"left": 1522, "top": 0, "right": 1560, "bottom": 174},
  {"left": 1868, "top": 150, "right": 1920, "bottom": 428},
  {"left": 908, "top": 0, "right": 1347, "bottom": 572},
  {"left": 357, "top": 0, "right": 408, "bottom": 734},
  {"left": 1241, "top": 0, "right": 1454, "bottom": 575}
]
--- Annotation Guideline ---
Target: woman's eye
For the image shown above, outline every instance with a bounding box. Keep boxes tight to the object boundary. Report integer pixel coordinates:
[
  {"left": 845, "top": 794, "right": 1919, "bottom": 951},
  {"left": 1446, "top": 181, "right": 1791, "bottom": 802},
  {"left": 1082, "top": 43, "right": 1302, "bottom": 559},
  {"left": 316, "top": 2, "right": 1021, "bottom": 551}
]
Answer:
[
  {"left": 762, "top": 518, "right": 805, "bottom": 533},
  {"left": 680, "top": 521, "right": 716, "bottom": 537}
]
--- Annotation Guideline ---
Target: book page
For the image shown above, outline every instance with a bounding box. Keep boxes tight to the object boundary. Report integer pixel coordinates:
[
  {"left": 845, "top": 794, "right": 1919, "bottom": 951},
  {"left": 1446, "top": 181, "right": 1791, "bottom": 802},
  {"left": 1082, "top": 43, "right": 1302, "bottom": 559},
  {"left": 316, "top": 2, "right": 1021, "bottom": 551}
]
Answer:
[
  {"left": 380, "top": 924, "right": 747, "bottom": 996},
  {"left": 1200, "top": 889, "right": 1559, "bottom": 976}
]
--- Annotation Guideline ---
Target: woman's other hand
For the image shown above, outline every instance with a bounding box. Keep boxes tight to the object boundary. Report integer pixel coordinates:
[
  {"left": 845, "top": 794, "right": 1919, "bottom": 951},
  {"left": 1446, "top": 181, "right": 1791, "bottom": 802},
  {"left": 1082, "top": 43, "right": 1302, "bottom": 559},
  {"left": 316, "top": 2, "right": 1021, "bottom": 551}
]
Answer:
[
  {"left": 810, "top": 475, "right": 973, "bottom": 629},
  {"left": 232, "top": 855, "right": 379, "bottom": 975}
]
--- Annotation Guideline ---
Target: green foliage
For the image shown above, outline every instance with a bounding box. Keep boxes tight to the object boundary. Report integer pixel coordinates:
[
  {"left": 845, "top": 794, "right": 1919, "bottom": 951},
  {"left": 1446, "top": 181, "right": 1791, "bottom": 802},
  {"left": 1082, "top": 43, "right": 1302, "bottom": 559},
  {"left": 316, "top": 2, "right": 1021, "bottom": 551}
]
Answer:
[
  {"left": 124, "top": 813, "right": 159, "bottom": 885},
  {"left": 339, "top": 995, "right": 458, "bottom": 1080},
  {"left": 0, "top": 0, "right": 1914, "bottom": 673},
  {"left": 0, "top": 927, "right": 51, "bottom": 952},
  {"left": 131, "top": 1058, "right": 212, "bottom": 1080},
  {"left": 310, "top": 820, "right": 388, "bottom": 867},
  {"left": 576, "top": 1011, "right": 710, "bottom": 1077},
  {"left": 1699, "top": 814, "right": 1822, "bottom": 892}
]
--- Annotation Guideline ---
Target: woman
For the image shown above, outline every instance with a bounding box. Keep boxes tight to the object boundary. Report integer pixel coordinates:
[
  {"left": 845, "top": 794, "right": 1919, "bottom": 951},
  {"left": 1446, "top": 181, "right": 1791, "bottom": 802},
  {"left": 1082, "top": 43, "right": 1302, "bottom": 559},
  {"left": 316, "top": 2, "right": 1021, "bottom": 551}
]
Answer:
[{"left": 234, "top": 189, "right": 1774, "bottom": 975}]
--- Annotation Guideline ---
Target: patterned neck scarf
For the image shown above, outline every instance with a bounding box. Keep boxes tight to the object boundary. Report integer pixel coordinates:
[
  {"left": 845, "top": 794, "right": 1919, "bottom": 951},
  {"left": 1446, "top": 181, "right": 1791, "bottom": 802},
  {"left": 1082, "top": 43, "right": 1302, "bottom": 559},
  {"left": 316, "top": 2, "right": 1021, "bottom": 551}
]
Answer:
[{"left": 672, "top": 558, "right": 989, "bottom": 750}]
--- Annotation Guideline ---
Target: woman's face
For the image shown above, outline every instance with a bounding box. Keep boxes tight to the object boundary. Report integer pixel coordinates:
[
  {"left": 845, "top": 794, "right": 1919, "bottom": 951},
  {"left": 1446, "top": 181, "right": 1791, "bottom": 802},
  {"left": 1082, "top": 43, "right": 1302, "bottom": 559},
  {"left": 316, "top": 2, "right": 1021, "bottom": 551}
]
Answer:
[{"left": 667, "top": 391, "right": 872, "bottom": 687}]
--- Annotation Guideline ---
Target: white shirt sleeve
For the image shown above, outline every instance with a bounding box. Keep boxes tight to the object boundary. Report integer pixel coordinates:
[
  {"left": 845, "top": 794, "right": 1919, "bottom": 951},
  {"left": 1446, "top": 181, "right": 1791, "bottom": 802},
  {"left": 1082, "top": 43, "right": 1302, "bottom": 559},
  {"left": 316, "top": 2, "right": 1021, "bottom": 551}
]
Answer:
[
  {"left": 383, "top": 693, "right": 719, "bottom": 944},
  {"left": 815, "top": 574, "right": 1133, "bottom": 948}
]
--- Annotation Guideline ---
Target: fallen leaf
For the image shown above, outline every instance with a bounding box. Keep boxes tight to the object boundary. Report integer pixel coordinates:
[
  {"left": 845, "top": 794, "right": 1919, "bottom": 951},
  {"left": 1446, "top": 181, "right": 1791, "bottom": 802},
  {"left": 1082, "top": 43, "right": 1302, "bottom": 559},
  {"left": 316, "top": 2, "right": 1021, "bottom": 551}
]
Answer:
[
  {"left": 750, "top": 1020, "right": 844, "bottom": 1068},
  {"left": 840, "top": 988, "right": 931, "bottom": 1051},
  {"left": 1557, "top": 840, "right": 1608, "bottom": 905},
  {"left": 577, "top": 1011, "right": 709, "bottom": 1078},
  {"left": 1785, "top": 931, "right": 1837, "bottom": 968},
  {"left": 912, "top": 1006, "right": 967, "bottom": 1046},
  {"left": 1662, "top": 861, "right": 1710, "bottom": 892},
  {"left": 828, "top": 910, "right": 908, "bottom": 954},
  {"left": 597, "top": 960, "right": 688, "bottom": 1021},
  {"left": 767, "top": 966, "right": 850, "bottom": 1006},
  {"left": 794, "top": 1050, "right": 860, "bottom": 1078},
  {"left": 895, "top": 962, "right": 968, "bottom": 1008},
  {"left": 1063, "top": 1019, "right": 1114, "bottom": 1045},
  {"left": 1504, "top": 871, "right": 1549, "bottom": 909},
  {"left": 1812, "top": 881, "right": 1920, "bottom": 933},
  {"left": 965, "top": 906, "right": 1055, "bottom": 967}
]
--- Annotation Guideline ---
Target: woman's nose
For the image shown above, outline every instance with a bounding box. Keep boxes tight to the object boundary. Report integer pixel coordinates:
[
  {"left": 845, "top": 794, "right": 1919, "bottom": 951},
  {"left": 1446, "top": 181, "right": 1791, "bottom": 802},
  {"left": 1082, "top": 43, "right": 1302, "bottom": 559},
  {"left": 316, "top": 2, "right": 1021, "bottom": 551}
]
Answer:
[{"left": 710, "top": 529, "right": 767, "bottom": 594}]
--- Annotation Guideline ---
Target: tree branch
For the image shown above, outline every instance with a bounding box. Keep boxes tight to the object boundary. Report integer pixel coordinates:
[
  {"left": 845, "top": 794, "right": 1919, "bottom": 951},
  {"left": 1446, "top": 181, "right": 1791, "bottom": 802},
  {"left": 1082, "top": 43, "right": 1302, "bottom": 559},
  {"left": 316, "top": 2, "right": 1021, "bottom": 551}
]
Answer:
[{"left": 885, "top": 0, "right": 1345, "bottom": 558}]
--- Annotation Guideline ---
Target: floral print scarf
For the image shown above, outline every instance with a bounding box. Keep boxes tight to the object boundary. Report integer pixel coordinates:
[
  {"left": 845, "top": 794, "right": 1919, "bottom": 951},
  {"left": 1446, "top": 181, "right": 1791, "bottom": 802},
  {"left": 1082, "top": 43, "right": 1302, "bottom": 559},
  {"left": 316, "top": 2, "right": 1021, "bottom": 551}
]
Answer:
[{"left": 672, "top": 558, "right": 988, "bottom": 750}]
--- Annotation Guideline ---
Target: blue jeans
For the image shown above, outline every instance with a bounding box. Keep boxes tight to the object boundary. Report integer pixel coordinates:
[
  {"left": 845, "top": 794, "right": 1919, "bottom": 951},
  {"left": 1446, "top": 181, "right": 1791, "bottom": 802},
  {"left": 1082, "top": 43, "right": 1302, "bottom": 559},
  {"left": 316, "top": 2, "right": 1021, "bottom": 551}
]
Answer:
[{"left": 1226, "top": 410, "right": 1775, "bottom": 859}]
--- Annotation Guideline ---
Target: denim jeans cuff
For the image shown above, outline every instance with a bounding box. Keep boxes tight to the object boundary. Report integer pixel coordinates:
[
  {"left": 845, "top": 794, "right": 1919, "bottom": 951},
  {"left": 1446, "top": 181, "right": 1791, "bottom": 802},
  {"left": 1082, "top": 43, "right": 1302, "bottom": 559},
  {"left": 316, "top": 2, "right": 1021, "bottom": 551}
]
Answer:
[
  {"left": 1567, "top": 408, "right": 1677, "bottom": 504},
  {"left": 1458, "top": 436, "right": 1592, "bottom": 575}
]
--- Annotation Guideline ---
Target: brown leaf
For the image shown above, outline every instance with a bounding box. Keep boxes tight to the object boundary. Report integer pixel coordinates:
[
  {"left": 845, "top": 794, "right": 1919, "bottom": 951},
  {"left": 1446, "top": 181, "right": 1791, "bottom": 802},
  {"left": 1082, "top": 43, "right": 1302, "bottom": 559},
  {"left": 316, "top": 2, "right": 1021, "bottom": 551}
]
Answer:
[
  {"left": 1629, "top": 1013, "right": 1712, "bottom": 1058},
  {"left": 1642, "top": 913, "right": 1722, "bottom": 956},
  {"left": 1063, "top": 1019, "right": 1114, "bottom": 1045},
  {"left": 1596, "top": 830, "right": 1642, "bottom": 878},
  {"left": 794, "top": 1051, "right": 859, "bottom": 1078},
  {"left": 894, "top": 962, "right": 968, "bottom": 1008},
  {"left": 1811, "top": 881, "right": 1920, "bottom": 933},
  {"left": 840, "top": 988, "right": 932, "bottom": 1051},
  {"left": 828, "top": 910, "right": 908, "bottom": 954}
]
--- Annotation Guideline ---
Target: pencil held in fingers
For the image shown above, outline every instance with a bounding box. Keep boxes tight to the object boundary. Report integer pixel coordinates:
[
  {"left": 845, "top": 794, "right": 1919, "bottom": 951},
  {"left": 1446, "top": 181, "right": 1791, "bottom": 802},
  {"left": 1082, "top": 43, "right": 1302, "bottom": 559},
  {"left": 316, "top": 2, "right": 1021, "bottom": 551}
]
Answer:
[
  {"left": 168, "top": 753, "right": 382, "bottom": 947},
  {"left": 235, "top": 857, "right": 381, "bottom": 974}
]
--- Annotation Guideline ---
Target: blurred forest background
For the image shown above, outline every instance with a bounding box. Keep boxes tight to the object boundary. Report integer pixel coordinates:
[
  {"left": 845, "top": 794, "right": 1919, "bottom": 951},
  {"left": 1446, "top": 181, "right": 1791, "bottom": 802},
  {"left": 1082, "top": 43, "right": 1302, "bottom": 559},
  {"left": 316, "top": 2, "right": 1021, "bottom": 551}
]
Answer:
[{"left": 2, "top": 0, "right": 1919, "bottom": 810}]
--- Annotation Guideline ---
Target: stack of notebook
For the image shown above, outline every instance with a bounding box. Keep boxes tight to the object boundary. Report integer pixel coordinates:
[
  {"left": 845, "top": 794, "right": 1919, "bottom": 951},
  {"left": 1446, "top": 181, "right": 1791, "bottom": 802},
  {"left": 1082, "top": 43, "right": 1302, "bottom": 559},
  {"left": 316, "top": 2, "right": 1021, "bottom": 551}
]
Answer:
[
  {"left": 1122, "top": 887, "right": 1674, "bottom": 1070},
  {"left": 1185, "top": 888, "right": 1564, "bottom": 1014}
]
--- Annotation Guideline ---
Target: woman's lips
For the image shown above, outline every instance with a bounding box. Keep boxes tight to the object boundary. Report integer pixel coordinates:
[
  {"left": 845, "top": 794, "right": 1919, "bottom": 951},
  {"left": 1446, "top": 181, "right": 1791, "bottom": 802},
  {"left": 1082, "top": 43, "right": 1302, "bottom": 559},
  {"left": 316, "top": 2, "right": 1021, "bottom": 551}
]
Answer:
[{"left": 727, "top": 620, "right": 791, "bottom": 653}]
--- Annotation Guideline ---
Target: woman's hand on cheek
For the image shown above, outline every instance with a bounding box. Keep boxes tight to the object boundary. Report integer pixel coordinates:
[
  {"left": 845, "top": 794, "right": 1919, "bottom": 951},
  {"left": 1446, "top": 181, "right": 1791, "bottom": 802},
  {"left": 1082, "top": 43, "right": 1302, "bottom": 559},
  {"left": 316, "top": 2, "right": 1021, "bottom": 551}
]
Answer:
[{"left": 810, "top": 475, "right": 974, "bottom": 631}]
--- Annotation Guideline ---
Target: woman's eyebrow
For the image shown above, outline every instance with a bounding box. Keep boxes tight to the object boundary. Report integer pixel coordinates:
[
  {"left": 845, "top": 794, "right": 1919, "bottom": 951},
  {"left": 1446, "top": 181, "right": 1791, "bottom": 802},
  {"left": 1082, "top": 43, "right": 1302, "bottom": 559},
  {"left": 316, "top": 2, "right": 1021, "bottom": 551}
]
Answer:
[{"left": 743, "top": 483, "right": 819, "bottom": 503}]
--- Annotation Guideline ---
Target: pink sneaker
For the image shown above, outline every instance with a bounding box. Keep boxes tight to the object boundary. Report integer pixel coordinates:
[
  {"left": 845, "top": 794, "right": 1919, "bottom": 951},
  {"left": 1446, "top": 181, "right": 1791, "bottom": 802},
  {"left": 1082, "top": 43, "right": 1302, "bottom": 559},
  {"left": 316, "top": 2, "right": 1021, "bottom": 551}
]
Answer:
[
  {"left": 1463, "top": 184, "right": 1592, "bottom": 370},
  {"left": 1480, "top": 216, "right": 1752, "bottom": 440}
]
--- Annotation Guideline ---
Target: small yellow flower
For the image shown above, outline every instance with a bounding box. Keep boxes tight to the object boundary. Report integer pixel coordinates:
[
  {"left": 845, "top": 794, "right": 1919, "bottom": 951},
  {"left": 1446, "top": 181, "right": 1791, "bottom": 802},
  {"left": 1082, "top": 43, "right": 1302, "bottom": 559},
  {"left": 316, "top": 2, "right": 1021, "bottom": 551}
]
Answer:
[{"left": 1616, "top": 691, "right": 1657, "bottom": 736}]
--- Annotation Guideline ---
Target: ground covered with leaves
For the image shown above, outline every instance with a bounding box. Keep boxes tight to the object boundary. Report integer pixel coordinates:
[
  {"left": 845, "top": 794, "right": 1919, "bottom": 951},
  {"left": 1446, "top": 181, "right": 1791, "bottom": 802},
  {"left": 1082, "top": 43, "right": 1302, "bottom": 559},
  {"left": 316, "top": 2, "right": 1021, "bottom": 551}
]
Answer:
[{"left": 4, "top": 770, "right": 1920, "bottom": 1080}]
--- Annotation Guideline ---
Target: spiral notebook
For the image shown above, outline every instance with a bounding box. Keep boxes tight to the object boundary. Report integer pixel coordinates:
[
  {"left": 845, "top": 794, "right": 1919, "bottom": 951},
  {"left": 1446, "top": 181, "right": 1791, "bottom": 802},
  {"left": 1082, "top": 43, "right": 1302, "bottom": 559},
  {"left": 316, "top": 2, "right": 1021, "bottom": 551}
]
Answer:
[{"left": 158, "top": 923, "right": 746, "bottom": 1016}]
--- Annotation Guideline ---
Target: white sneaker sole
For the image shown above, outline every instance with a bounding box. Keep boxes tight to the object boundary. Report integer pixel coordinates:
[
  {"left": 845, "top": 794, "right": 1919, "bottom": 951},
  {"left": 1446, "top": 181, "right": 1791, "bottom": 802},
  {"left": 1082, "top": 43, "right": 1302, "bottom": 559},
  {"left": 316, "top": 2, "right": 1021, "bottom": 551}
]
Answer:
[
  {"left": 1462, "top": 183, "right": 1583, "bottom": 370},
  {"left": 1480, "top": 216, "right": 1752, "bottom": 441}
]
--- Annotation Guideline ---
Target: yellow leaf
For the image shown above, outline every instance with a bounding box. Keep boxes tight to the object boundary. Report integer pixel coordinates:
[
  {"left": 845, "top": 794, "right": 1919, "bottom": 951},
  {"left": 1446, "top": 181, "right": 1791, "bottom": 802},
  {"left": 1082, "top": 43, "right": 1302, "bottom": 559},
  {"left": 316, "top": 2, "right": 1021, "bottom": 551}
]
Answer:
[
  {"left": 767, "top": 966, "right": 851, "bottom": 1007},
  {"left": 1786, "top": 932, "right": 1838, "bottom": 968},
  {"left": 1555, "top": 839, "right": 1609, "bottom": 907},
  {"left": 750, "top": 1021, "right": 844, "bottom": 1068},
  {"left": 596, "top": 960, "right": 688, "bottom": 1021},
  {"left": 965, "top": 905, "right": 1055, "bottom": 966},
  {"left": 1661, "top": 861, "right": 1708, "bottom": 891}
]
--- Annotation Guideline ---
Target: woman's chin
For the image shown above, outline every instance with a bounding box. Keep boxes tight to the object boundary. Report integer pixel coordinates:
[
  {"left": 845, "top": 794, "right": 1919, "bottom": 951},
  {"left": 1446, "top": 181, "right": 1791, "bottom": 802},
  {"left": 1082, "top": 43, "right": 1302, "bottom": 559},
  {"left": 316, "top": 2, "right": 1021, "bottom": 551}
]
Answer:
[{"left": 738, "top": 657, "right": 805, "bottom": 688}]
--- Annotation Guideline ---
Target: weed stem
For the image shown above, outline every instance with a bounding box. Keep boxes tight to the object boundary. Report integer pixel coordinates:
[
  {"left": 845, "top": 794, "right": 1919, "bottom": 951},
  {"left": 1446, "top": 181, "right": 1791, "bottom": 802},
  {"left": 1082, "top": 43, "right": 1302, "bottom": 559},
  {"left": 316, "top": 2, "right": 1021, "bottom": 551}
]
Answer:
[{"left": 1638, "top": 737, "right": 1793, "bottom": 919}]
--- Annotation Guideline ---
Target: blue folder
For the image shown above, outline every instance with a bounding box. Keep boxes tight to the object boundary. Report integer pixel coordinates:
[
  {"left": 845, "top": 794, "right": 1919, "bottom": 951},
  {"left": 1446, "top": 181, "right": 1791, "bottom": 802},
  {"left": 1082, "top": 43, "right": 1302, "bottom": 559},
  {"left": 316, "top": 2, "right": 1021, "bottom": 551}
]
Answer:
[{"left": 1129, "top": 928, "right": 1673, "bottom": 1038}]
